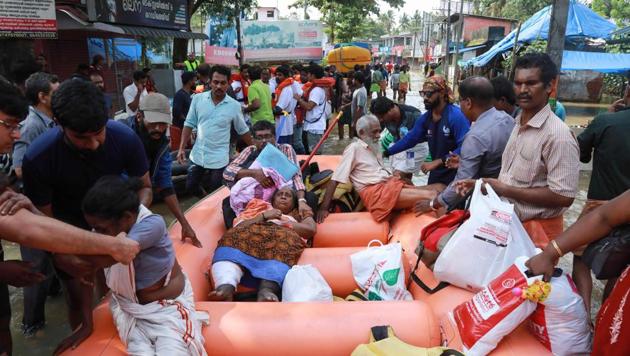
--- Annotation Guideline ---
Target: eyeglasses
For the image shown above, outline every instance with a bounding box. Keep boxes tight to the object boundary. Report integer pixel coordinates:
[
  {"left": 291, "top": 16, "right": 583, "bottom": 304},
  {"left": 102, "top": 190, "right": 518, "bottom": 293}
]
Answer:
[
  {"left": 253, "top": 133, "right": 274, "bottom": 141},
  {"left": 0, "top": 119, "right": 19, "bottom": 133},
  {"left": 420, "top": 90, "right": 437, "bottom": 98}
]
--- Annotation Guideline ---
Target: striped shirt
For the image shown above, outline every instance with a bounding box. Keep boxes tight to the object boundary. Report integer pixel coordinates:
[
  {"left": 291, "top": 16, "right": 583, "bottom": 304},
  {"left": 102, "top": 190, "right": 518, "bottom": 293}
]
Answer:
[
  {"left": 499, "top": 104, "right": 579, "bottom": 221},
  {"left": 223, "top": 144, "right": 305, "bottom": 191}
]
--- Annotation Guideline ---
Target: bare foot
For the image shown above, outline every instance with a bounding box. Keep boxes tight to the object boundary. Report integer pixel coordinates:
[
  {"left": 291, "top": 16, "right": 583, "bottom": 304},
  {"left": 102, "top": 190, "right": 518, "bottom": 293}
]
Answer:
[
  {"left": 208, "top": 284, "right": 235, "bottom": 301},
  {"left": 257, "top": 288, "right": 279, "bottom": 302}
]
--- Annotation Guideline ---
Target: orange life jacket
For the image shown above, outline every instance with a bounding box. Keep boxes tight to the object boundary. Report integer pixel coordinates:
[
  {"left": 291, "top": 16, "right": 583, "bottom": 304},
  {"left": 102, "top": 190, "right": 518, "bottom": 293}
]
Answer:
[{"left": 272, "top": 78, "right": 294, "bottom": 107}]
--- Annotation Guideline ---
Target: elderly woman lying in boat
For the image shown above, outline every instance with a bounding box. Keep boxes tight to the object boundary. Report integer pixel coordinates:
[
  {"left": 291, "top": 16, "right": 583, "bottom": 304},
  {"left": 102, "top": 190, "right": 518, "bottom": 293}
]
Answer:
[
  {"left": 209, "top": 186, "right": 317, "bottom": 302},
  {"left": 55, "top": 176, "right": 208, "bottom": 355}
]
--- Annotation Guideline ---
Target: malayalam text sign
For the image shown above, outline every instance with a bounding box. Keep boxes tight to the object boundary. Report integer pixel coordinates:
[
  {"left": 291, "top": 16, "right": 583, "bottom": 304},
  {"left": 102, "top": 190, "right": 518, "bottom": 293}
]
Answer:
[{"left": 0, "top": 0, "right": 57, "bottom": 39}]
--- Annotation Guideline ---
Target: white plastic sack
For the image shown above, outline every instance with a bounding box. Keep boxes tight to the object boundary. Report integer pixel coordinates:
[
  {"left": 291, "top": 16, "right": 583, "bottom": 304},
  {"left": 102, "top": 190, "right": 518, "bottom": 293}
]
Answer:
[
  {"left": 434, "top": 179, "right": 537, "bottom": 291},
  {"left": 282, "top": 265, "right": 333, "bottom": 302},
  {"left": 449, "top": 256, "right": 542, "bottom": 356},
  {"left": 350, "top": 241, "right": 412, "bottom": 301},
  {"left": 390, "top": 142, "right": 429, "bottom": 174},
  {"left": 528, "top": 273, "right": 592, "bottom": 355}
]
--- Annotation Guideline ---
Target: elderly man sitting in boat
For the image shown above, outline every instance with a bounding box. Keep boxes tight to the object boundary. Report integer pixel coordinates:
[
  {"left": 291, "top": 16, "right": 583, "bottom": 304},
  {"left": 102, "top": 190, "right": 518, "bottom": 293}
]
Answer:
[
  {"left": 209, "top": 186, "right": 317, "bottom": 302},
  {"left": 55, "top": 176, "right": 208, "bottom": 355},
  {"left": 317, "top": 115, "right": 439, "bottom": 223}
]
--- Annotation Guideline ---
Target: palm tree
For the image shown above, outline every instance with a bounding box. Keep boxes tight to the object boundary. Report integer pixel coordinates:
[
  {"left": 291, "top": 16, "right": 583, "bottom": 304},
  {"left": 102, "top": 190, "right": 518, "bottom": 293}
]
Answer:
[
  {"left": 410, "top": 10, "right": 422, "bottom": 31},
  {"left": 379, "top": 9, "right": 396, "bottom": 35},
  {"left": 399, "top": 13, "right": 411, "bottom": 32}
]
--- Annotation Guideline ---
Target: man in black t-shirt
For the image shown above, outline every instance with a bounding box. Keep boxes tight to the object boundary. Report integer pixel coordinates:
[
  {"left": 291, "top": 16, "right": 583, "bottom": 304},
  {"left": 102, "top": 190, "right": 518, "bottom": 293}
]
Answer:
[{"left": 21, "top": 79, "right": 151, "bottom": 349}]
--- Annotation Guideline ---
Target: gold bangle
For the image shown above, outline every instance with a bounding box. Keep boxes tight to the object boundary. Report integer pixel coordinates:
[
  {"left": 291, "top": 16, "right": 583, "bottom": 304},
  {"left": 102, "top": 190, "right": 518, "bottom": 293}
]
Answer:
[{"left": 550, "top": 240, "right": 563, "bottom": 257}]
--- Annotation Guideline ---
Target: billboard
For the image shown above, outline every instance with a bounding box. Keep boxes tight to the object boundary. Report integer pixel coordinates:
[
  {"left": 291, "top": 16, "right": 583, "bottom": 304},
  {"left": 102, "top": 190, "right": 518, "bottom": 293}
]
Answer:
[
  {"left": 205, "top": 19, "right": 323, "bottom": 64},
  {"left": 91, "top": 0, "right": 188, "bottom": 30},
  {"left": 0, "top": 0, "right": 57, "bottom": 39}
]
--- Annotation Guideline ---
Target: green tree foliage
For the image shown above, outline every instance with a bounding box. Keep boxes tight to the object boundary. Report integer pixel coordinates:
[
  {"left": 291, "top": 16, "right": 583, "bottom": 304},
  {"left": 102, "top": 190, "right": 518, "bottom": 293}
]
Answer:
[
  {"left": 292, "top": 0, "right": 404, "bottom": 43},
  {"left": 379, "top": 10, "right": 397, "bottom": 36},
  {"left": 476, "top": 0, "right": 550, "bottom": 21},
  {"left": 592, "top": 0, "right": 630, "bottom": 26},
  {"left": 398, "top": 14, "right": 411, "bottom": 33}
]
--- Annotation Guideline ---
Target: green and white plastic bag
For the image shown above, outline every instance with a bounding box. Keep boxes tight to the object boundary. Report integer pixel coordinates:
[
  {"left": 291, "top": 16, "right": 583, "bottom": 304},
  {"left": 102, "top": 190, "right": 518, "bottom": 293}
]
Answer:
[{"left": 350, "top": 241, "right": 412, "bottom": 301}]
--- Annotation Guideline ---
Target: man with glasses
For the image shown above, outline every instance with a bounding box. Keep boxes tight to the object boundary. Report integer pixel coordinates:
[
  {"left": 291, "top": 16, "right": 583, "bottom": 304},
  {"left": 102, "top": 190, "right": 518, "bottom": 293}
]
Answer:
[
  {"left": 415, "top": 76, "right": 514, "bottom": 215},
  {"left": 455, "top": 53, "right": 579, "bottom": 247},
  {"left": 221, "top": 120, "right": 312, "bottom": 228},
  {"left": 383, "top": 75, "right": 470, "bottom": 189}
]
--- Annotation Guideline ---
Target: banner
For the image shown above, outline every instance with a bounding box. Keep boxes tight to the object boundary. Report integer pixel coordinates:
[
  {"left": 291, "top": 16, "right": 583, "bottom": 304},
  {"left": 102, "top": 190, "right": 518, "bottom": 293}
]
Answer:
[
  {"left": 0, "top": 0, "right": 57, "bottom": 39},
  {"left": 206, "top": 19, "right": 323, "bottom": 64},
  {"left": 92, "top": 0, "right": 188, "bottom": 30}
]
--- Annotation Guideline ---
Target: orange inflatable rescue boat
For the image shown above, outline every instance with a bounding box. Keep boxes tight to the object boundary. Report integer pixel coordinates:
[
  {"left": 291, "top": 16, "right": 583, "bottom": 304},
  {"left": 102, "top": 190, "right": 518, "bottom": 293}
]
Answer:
[{"left": 64, "top": 156, "right": 550, "bottom": 355}]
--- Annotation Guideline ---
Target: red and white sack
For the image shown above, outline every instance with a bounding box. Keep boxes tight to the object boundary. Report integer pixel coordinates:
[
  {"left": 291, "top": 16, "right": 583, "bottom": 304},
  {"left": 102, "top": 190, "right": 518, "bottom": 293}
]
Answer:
[
  {"left": 528, "top": 273, "right": 592, "bottom": 355},
  {"left": 449, "top": 256, "right": 542, "bottom": 356}
]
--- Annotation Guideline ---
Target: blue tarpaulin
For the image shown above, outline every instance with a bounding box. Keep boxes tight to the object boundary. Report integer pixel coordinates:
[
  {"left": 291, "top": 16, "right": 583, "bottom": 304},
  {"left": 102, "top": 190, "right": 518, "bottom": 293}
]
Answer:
[
  {"left": 466, "top": 1, "right": 616, "bottom": 67},
  {"left": 562, "top": 50, "right": 630, "bottom": 74}
]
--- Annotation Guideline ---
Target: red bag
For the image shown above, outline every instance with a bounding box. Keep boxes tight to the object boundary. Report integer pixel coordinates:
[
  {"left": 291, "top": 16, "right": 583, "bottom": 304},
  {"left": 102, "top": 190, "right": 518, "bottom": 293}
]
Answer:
[{"left": 420, "top": 210, "right": 470, "bottom": 252}]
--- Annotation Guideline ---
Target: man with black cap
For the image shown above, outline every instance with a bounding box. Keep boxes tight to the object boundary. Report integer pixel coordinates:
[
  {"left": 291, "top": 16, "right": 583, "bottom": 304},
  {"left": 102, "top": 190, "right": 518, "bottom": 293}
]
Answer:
[{"left": 123, "top": 93, "right": 201, "bottom": 248}]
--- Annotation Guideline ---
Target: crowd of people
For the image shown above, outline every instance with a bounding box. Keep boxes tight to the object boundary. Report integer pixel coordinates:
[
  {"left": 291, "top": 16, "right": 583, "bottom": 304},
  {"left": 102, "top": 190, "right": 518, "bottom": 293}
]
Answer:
[{"left": 0, "top": 50, "right": 628, "bottom": 355}]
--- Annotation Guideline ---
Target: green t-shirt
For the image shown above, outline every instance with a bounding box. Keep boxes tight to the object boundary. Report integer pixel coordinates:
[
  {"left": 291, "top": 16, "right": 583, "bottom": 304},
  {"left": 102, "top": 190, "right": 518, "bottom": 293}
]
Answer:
[
  {"left": 399, "top": 72, "right": 410, "bottom": 83},
  {"left": 248, "top": 80, "right": 274, "bottom": 124}
]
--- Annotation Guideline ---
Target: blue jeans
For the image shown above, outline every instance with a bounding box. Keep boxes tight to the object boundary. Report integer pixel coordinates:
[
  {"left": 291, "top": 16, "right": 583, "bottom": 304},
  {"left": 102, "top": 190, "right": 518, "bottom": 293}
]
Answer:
[
  {"left": 185, "top": 163, "right": 225, "bottom": 198},
  {"left": 306, "top": 132, "right": 323, "bottom": 154},
  {"left": 292, "top": 124, "right": 305, "bottom": 154}
]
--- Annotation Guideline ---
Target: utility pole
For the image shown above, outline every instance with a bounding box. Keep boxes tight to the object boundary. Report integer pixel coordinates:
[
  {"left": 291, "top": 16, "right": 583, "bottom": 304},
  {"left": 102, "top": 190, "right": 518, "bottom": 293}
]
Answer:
[
  {"left": 444, "top": 0, "right": 452, "bottom": 82},
  {"left": 452, "top": 0, "right": 465, "bottom": 90},
  {"left": 546, "top": 0, "right": 569, "bottom": 110}
]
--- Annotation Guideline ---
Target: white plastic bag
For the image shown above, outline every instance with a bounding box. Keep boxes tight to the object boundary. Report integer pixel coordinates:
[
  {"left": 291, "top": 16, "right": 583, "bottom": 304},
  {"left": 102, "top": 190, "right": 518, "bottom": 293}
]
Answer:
[
  {"left": 528, "top": 273, "right": 592, "bottom": 355},
  {"left": 434, "top": 179, "right": 537, "bottom": 291},
  {"left": 350, "top": 241, "right": 412, "bottom": 301},
  {"left": 449, "top": 256, "right": 542, "bottom": 356},
  {"left": 282, "top": 265, "right": 333, "bottom": 302}
]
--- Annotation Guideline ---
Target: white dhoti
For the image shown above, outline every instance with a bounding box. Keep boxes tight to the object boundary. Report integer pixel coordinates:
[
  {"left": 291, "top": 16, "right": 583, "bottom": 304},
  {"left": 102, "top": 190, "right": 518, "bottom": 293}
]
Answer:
[{"left": 105, "top": 206, "right": 209, "bottom": 356}]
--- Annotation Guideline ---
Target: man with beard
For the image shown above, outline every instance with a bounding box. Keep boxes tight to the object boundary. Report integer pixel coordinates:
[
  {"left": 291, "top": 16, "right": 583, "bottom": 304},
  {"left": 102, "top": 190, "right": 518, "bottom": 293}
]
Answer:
[
  {"left": 177, "top": 65, "right": 252, "bottom": 197},
  {"left": 122, "top": 93, "right": 201, "bottom": 248},
  {"left": 21, "top": 79, "right": 152, "bottom": 350},
  {"left": 383, "top": 75, "right": 470, "bottom": 188},
  {"left": 415, "top": 77, "right": 514, "bottom": 215},
  {"left": 317, "top": 115, "right": 438, "bottom": 223},
  {"left": 455, "top": 53, "right": 579, "bottom": 247},
  {"left": 370, "top": 96, "right": 428, "bottom": 184},
  {"left": 89, "top": 71, "right": 113, "bottom": 118}
]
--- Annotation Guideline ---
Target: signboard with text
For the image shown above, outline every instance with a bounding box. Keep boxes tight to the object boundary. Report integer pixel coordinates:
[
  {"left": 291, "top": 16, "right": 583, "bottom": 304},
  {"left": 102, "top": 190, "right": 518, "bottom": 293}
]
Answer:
[
  {"left": 92, "top": 0, "right": 188, "bottom": 30},
  {"left": 206, "top": 19, "right": 323, "bottom": 65},
  {"left": 0, "top": 0, "right": 57, "bottom": 39}
]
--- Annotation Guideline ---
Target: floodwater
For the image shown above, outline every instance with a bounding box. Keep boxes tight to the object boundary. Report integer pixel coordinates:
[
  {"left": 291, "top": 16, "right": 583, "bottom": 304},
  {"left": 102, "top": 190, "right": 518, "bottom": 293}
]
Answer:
[{"left": 2, "top": 71, "right": 606, "bottom": 355}]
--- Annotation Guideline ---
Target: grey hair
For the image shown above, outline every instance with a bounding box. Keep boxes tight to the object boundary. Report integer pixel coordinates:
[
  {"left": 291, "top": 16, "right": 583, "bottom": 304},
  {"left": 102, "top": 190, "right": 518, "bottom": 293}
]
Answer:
[
  {"left": 356, "top": 114, "right": 379, "bottom": 135},
  {"left": 25, "top": 72, "right": 58, "bottom": 105}
]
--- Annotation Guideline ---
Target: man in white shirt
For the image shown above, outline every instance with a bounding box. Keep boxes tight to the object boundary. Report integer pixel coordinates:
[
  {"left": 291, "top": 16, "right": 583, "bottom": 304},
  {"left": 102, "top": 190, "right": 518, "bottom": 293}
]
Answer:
[
  {"left": 273, "top": 65, "right": 301, "bottom": 144},
  {"left": 293, "top": 64, "right": 330, "bottom": 152},
  {"left": 123, "top": 70, "right": 149, "bottom": 116}
]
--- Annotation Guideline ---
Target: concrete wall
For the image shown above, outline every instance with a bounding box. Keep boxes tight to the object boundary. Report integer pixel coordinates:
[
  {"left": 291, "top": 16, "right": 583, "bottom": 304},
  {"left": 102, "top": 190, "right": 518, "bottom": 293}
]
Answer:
[
  {"left": 558, "top": 70, "right": 604, "bottom": 102},
  {"left": 462, "top": 17, "right": 513, "bottom": 42}
]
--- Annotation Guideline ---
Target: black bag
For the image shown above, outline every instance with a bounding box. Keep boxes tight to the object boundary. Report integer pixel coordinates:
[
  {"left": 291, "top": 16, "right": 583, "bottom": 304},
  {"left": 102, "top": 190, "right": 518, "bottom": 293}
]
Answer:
[{"left": 582, "top": 225, "right": 630, "bottom": 280}]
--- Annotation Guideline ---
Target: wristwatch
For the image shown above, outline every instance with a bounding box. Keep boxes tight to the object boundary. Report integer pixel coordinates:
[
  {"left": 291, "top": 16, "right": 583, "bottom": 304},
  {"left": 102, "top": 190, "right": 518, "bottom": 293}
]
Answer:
[{"left": 298, "top": 198, "right": 307, "bottom": 204}]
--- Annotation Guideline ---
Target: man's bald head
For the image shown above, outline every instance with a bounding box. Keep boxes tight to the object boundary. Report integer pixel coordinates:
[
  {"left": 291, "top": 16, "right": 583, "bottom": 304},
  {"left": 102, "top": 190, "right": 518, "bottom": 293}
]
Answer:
[{"left": 459, "top": 76, "right": 495, "bottom": 107}]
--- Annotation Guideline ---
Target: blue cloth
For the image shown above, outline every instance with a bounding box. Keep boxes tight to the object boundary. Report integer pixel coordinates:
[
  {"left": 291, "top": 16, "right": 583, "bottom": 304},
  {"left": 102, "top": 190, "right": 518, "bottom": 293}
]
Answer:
[
  {"left": 387, "top": 104, "right": 470, "bottom": 185},
  {"left": 466, "top": 1, "right": 616, "bottom": 68},
  {"left": 213, "top": 246, "right": 290, "bottom": 287},
  {"left": 121, "top": 117, "right": 172, "bottom": 190},
  {"left": 22, "top": 120, "right": 149, "bottom": 229},
  {"left": 129, "top": 214, "right": 175, "bottom": 290},
  {"left": 172, "top": 89, "right": 192, "bottom": 129},
  {"left": 554, "top": 101, "right": 566, "bottom": 121},
  {"left": 184, "top": 91, "right": 250, "bottom": 169},
  {"left": 561, "top": 51, "right": 630, "bottom": 74}
]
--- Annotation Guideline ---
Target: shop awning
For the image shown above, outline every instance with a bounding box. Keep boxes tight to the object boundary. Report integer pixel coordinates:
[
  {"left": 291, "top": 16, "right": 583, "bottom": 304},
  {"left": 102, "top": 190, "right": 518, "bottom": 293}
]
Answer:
[
  {"left": 56, "top": 7, "right": 207, "bottom": 39},
  {"left": 561, "top": 50, "right": 630, "bottom": 74},
  {"left": 449, "top": 45, "right": 486, "bottom": 54},
  {"left": 116, "top": 25, "right": 207, "bottom": 40}
]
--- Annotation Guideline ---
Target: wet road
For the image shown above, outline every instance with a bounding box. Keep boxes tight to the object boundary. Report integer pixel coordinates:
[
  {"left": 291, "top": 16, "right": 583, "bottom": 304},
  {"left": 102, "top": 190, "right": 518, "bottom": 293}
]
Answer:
[{"left": 2, "top": 71, "right": 604, "bottom": 355}]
